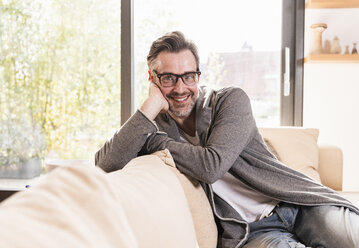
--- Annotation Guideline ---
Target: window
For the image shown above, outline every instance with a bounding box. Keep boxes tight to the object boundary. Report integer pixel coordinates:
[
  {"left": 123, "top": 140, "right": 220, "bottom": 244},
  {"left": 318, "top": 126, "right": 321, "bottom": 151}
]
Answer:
[
  {"left": 134, "top": 0, "right": 285, "bottom": 126},
  {"left": 0, "top": 0, "right": 304, "bottom": 163},
  {"left": 0, "top": 0, "right": 121, "bottom": 161}
]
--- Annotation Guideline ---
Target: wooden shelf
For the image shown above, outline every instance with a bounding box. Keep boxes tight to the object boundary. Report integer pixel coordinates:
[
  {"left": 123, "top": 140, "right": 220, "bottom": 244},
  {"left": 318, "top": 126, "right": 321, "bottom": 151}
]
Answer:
[
  {"left": 304, "top": 54, "right": 359, "bottom": 63},
  {"left": 306, "top": 0, "right": 359, "bottom": 8}
]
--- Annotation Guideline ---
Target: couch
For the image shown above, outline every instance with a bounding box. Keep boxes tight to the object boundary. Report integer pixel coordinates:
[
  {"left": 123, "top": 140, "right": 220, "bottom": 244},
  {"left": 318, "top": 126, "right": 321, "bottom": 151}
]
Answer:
[
  {"left": 0, "top": 150, "right": 216, "bottom": 248},
  {"left": 259, "top": 127, "right": 359, "bottom": 207},
  {"left": 0, "top": 127, "right": 357, "bottom": 248}
]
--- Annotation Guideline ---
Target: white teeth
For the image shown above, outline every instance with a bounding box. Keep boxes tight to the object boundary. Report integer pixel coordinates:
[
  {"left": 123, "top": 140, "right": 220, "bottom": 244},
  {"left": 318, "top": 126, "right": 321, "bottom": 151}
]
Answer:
[{"left": 173, "top": 96, "right": 188, "bottom": 102}]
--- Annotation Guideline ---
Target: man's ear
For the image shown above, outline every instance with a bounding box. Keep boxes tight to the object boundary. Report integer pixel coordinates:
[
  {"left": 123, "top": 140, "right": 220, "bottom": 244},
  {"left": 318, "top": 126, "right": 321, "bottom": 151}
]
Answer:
[{"left": 148, "top": 70, "right": 154, "bottom": 82}]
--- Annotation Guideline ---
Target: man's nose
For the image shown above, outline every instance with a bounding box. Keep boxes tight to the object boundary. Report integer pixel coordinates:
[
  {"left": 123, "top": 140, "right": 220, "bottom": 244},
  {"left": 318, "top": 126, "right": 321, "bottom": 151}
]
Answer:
[{"left": 172, "top": 77, "right": 186, "bottom": 92}]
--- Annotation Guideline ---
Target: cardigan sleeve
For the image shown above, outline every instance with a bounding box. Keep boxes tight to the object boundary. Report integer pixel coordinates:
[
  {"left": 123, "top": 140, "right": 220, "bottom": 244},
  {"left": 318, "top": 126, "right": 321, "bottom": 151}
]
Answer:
[
  {"left": 143, "top": 87, "right": 257, "bottom": 184},
  {"left": 95, "top": 110, "right": 158, "bottom": 172}
]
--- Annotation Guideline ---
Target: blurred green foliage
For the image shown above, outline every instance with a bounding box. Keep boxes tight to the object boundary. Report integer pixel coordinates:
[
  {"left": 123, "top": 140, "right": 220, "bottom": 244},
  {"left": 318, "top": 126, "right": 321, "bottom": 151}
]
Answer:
[
  {"left": 0, "top": 0, "right": 121, "bottom": 160},
  {"left": 0, "top": 0, "right": 228, "bottom": 163}
]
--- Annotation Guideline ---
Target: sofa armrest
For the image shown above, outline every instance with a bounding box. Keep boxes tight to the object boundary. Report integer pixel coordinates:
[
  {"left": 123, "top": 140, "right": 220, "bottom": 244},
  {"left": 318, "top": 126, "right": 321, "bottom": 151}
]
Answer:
[
  {"left": 338, "top": 191, "right": 359, "bottom": 208},
  {"left": 318, "top": 145, "right": 343, "bottom": 191}
]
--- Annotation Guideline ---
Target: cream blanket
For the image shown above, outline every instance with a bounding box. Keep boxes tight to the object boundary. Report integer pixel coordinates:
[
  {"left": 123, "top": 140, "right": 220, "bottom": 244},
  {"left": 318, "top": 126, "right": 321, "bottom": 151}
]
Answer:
[{"left": 0, "top": 150, "right": 217, "bottom": 248}]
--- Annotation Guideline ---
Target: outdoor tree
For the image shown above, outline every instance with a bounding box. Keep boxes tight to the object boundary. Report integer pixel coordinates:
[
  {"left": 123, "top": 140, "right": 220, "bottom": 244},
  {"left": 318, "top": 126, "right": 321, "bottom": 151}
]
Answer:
[{"left": 0, "top": 0, "right": 121, "bottom": 160}]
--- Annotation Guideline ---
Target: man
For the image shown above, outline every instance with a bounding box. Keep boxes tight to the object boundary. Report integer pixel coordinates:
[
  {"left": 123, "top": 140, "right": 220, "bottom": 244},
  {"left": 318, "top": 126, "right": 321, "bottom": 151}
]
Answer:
[{"left": 95, "top": 31, "right": 359, "bottom": 248}]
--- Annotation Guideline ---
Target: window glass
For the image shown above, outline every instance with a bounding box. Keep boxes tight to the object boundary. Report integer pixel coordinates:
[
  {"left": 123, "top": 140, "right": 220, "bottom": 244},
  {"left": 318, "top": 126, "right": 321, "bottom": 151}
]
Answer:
[
  {"left": 134, "top": 0, "right": 282, "bottom": 126},
  {"left": 0, "top": 0, "right": 121, "bottom": 161}
]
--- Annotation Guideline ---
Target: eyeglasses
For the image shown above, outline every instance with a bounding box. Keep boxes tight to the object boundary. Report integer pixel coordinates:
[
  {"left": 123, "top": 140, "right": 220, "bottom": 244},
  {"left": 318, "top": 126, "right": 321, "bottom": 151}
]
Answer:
[{"left": 153, "top": 70, "right": 201, "bottom": 88}]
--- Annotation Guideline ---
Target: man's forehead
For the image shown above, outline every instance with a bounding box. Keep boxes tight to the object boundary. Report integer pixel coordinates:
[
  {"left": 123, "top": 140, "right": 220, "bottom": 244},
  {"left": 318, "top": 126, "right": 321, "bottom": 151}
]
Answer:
[
  {"left": 155, "top": 50, "right": 196, "bottom": 71},
  {"left": 158, "top": 49, "right": 193, "bottom": 57}
]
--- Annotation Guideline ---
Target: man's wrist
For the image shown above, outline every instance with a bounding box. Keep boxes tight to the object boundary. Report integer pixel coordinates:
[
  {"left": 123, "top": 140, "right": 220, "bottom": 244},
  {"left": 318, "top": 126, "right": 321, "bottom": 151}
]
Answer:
[
  {"left": 137, "top": 109, "right": 159, "bottom": 130},
  {"left": 140, "top": 97, "right": 162, "bottom": 120}
]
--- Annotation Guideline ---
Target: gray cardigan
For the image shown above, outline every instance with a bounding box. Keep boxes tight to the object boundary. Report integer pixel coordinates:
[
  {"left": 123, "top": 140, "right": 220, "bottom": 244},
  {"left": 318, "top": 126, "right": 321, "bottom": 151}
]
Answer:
[{"left": 95, "top": 86, "right": 359, "bottom": 248}]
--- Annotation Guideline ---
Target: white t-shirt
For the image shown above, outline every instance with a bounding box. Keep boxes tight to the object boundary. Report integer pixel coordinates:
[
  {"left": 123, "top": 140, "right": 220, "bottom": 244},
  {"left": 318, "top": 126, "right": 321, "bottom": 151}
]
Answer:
[
  {"left": 212, "top": 172, "right": 278, "bottom": 222},
  {"left": 179, "top": 129, "right": 278, "bottom": 223}
]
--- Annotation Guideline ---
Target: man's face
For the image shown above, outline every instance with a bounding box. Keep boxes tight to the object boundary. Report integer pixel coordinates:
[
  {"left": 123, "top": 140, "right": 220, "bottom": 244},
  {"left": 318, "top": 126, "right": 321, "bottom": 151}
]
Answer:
[{"left": 152, "top": 50, "right": 199, "bottom": 119}]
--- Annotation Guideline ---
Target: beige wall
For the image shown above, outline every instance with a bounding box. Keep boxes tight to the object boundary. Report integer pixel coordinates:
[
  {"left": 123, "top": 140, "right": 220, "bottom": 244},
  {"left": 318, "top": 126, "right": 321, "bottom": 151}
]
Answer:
[{"left": 304, "top": 8, "right": 359, "bottom": 191}]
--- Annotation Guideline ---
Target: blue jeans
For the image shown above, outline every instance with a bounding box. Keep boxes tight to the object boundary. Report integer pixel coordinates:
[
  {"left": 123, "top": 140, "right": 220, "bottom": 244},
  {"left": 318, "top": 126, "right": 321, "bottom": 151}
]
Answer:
[{"left": 243, "top": 203, "right": 359, "bottom": 248}]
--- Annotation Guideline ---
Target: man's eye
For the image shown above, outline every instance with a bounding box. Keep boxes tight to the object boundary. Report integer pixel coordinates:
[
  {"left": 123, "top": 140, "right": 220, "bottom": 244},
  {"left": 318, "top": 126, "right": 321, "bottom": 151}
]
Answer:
[
  {"left": 162, "top": 75, "right": 175, "bottom": 81},
  {"left": 184, "top": 73, "right": 195, "bottom": 80}
]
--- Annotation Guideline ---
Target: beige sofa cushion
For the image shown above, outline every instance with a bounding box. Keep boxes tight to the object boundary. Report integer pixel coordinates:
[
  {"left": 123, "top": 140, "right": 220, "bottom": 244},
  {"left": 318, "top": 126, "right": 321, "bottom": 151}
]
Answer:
[
  {"left": 153, "top": 149, "right": 218, "bottom": 248},
  {"left": 259, "top": 127, "right": 321, "bottom": 183},
  {"left": 108, "top": 153, "right": 201, "bottom": 248},
  {"left": 0, "top": 155, "right": 200, "bottom": 248}
]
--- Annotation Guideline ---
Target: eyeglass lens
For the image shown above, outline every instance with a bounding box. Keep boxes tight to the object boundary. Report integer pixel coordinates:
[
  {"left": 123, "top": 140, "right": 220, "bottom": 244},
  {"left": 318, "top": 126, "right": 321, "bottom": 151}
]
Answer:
[{"left": 160, "top": 72, "right": 199, "bottom": 87}]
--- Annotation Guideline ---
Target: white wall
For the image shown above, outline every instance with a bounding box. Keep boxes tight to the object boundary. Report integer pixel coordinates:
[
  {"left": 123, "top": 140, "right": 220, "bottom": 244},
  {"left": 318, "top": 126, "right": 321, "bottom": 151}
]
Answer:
[{"left": 304, "top": 8, "right": 359, "bottom": 191}]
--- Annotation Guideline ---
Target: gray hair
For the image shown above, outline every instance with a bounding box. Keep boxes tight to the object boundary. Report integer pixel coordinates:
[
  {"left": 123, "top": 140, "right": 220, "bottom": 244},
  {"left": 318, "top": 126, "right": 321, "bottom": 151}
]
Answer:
[{"left": 147, "top": 31, "right": 200, "bottom": 71}]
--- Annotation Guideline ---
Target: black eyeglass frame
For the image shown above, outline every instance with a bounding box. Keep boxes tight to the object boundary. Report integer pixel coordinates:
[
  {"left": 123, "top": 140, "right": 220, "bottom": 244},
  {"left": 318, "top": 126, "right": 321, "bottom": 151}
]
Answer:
[{"left": 153, "top": 70, "right": 201, "bottom": 87}]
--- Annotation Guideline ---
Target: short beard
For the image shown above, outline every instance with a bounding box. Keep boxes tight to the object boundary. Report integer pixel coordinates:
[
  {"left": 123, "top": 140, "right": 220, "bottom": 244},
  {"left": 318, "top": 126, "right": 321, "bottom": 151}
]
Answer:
[{"left": 169, "top": 101, "right": 195, "bottom": 118}]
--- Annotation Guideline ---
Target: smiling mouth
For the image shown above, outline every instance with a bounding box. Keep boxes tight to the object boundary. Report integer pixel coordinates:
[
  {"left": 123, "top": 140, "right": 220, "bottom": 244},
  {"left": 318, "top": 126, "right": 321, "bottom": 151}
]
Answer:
[{"left": 171, "top": 95, "right": 190, "bottom": 103}]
